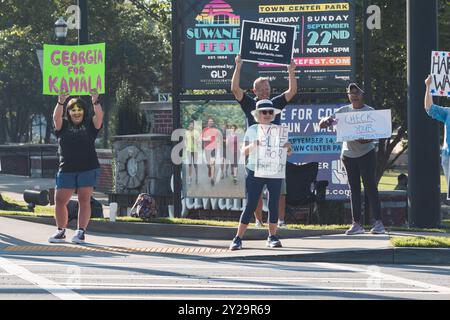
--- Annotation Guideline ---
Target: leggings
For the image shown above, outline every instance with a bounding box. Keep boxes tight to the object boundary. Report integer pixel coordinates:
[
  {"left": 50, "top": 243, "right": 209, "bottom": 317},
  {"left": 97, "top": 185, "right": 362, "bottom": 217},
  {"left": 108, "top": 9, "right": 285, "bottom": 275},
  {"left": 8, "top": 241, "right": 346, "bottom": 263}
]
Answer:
[
  {"left": 342, "top": 149, "right": 381, "bottom": 223},
  {"left": 239, "top": 169, "right": 282, "bottom": 225}
]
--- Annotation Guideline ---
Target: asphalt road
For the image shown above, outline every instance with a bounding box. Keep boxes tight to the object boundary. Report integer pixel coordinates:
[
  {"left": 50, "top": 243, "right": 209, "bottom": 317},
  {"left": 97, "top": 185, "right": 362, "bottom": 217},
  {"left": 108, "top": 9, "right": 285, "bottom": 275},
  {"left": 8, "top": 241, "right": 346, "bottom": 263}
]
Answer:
[
  {"left": 1, "top": 216, "right": 449, "bottom": 301},
  {"left": 1, "top": 250, "right": 450, "bottom": 300}
]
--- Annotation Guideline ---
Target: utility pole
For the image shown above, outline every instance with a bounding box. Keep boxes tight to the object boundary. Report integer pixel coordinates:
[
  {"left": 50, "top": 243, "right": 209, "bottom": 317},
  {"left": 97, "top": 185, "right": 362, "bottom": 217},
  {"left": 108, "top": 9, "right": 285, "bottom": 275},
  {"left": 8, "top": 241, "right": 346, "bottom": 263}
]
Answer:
[
  {"left": 407, "top": 0, "right": 440, "bottom": 228},
  {"left": 78, "top": 0, "right": 88, "bottom": 45},
  {"left": 172, "top": 0, "right": 182, "bottom": 217}
]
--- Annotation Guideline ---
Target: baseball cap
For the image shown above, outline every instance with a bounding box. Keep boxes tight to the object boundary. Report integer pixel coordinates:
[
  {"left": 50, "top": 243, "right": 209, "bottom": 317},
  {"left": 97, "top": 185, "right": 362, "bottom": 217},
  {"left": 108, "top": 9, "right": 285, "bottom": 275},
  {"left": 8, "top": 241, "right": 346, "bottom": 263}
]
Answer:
[{"left": 347, "top": 83, "right": 365, "bottom": 94}]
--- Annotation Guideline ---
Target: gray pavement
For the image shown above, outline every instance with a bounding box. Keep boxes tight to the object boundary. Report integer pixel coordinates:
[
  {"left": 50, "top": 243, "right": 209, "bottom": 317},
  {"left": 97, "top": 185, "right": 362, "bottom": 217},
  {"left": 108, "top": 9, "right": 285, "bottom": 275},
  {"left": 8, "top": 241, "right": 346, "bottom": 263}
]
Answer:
[
  {"left": 1, "top": 217, "right": 450, "bottom": 300},
  {"left": 1, "top": 174, "right": 450, "bottom": 266}
]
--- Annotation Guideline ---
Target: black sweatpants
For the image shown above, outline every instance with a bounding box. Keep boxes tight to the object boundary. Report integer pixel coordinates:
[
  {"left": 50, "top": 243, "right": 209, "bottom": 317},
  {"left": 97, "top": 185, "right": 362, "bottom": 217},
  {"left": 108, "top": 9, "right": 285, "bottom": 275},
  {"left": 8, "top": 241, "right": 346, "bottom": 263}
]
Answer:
[{"left": 342, "top": 149, "right": 381, "bottom": 223}]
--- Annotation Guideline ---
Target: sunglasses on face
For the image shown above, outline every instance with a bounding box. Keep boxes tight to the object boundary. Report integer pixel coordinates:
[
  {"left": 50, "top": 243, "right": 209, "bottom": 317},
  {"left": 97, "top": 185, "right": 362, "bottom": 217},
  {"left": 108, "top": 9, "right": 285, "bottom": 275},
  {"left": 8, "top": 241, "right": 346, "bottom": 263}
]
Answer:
[{"left": 260, "top": 110, "right": 274, "bottom": 115}]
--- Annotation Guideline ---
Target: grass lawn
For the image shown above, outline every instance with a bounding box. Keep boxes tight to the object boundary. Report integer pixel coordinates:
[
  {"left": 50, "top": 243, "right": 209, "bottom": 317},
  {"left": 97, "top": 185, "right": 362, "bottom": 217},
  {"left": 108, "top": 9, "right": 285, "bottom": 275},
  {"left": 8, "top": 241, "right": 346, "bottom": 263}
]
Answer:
[
  {"left": 1, "top": 185, "right": 449, "bottom": 234},
  {"left": 391, "top": 236, "right": 450, "bottom": 248},
  {"left": 379, "top": 169, "right": 448, "bottom": 193}
]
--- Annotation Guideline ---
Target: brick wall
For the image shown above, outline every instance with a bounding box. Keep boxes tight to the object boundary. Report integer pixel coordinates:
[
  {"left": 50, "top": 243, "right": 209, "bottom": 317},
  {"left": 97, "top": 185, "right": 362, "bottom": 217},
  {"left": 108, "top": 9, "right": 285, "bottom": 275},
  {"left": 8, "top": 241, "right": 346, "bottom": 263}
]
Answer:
[
  {"left": 153, "top": 110, "right": 173, "bottom": 134},
  {"left": 140, "top": 102, "right": 173, "bottom": 135},
  {"left": 96, "top": 149, "right": 113, "bottom": 193}
]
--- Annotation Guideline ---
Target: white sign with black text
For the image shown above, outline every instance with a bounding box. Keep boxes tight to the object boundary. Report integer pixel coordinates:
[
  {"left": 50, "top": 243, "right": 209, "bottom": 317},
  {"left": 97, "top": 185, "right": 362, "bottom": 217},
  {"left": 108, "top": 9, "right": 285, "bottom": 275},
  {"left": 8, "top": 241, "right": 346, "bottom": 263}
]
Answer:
[
  {"left": 255, "top": 124, "right": 289, "bottom": 179},
  {"left": 430, "top": 51, "right": 450, "bottom": 97},
  {"left": 336, "top": 109, "right": 392, "bottom": 142}
]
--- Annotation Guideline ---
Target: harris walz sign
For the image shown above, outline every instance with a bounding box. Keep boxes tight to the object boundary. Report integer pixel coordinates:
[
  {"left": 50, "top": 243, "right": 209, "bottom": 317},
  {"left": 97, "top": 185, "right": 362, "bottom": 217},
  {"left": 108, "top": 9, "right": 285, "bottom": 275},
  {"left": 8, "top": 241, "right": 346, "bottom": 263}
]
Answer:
[
  {"left": 180, "top": 0, "right": 355, "bottom": 89},
  {"left": 240, "top": 20, "right": 295, "bottom": 66}
]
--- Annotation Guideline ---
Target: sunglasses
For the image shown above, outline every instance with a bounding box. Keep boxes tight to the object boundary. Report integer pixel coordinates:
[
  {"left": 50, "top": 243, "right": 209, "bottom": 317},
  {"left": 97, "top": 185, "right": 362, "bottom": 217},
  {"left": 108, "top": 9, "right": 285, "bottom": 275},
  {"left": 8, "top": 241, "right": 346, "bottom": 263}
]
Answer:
[{"left": 260, "top": 110, "right": 274, "bottom": 115}]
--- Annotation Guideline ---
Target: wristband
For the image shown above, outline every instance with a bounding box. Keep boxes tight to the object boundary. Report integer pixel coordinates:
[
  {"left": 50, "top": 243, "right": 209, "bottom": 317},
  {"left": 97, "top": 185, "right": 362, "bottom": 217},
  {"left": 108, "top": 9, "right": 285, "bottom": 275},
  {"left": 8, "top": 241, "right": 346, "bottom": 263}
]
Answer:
[{"left": 57, "top": 101, "right": 64, "bottom": 106}]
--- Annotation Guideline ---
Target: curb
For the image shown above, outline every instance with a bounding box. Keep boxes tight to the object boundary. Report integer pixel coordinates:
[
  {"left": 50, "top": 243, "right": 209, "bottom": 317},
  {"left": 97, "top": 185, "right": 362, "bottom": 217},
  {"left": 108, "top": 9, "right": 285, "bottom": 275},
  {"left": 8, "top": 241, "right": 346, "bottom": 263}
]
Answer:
[
  {"left": 4, "top": 215, "right": 449, "bottom": 265},
  {"left": 2, "top": 215, "right": 345, "bottom": 240},
  {"left": 219, "top": 248, "right": 450, "bottom": 265}
]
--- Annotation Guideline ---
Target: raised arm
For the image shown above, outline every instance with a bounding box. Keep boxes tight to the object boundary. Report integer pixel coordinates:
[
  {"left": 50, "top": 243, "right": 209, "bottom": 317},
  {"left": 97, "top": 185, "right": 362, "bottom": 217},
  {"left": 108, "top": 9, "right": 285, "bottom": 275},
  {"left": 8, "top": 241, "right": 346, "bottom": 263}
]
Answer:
[
  {"left": 424, "top": 75, "right": 433, "bottom": 112},
  {"left": 231, "top": 54, "right": 244, "bottom": 102},
  {"left": 90, "top": 90, "right": 104, "bottom": 130},
  {"left": 319, "top": 116, "right": 335, "bottom": 129},
  {"left": 283, "top": 59, "right": 297, "bottom": 102},
  {"left": 53, "top": 94, "right": 69, "bottom": 131}
]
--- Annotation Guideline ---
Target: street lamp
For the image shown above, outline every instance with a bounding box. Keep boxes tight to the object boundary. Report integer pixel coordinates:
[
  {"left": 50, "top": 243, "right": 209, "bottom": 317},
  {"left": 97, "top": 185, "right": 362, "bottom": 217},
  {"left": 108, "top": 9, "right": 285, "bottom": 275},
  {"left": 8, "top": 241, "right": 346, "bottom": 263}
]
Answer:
[{"left": 54, "top": 17, "right": 68, "bottom": 45}]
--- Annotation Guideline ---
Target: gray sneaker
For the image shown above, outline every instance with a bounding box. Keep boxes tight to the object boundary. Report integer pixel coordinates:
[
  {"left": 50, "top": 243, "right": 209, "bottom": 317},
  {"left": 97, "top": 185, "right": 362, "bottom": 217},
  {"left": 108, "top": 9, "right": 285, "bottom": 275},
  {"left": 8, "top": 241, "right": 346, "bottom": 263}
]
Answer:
[
  {"left": 71, "top": 229, "right": 86, "bottom": 244},
  {"left": 48, "top": 229, "right": 66, "bottom": 243},
  {"left": 370, "top": 220, "right": 386, "bottom": 234},
  {"left": 345, "top": 222, "right": 365, "bottom": 235},
  {"left": 267, "top": 235, "right": 282, "bottom": 248},
  {"left": 229, "top": 236, "right": 242, "bottom": 251}
]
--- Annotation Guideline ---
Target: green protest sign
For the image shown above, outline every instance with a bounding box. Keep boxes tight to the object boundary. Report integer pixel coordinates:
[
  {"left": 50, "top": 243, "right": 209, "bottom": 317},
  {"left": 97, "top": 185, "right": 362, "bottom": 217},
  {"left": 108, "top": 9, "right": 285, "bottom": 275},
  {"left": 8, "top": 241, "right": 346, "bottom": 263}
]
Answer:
[{"left": 42, "top": 43, "right": 105, "bottom": 95}]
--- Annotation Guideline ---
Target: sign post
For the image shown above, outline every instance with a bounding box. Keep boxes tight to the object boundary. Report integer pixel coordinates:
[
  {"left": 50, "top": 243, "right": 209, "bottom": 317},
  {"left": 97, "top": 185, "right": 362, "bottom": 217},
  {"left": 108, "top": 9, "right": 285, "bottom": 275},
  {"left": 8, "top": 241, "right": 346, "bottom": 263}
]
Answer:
[{"left": 407, "top": 0, "right": 440, "bottom": 228}]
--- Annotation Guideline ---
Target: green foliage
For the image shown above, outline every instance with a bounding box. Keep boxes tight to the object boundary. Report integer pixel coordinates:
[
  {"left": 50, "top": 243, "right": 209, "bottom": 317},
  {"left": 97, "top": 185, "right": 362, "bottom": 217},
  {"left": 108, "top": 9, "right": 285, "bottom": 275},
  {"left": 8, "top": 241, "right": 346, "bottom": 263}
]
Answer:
[
  {"left": 182, "top": 103, "right": 246, "bottom": 130},
  {"left": 0, "top": 0, "right": 171, "bottom": 144},
  {"left": 391, "top": 236, "right": 450, "bottom": 248},
  {"left": 115, "top": 80, "right": 145, "bottom": 135}
]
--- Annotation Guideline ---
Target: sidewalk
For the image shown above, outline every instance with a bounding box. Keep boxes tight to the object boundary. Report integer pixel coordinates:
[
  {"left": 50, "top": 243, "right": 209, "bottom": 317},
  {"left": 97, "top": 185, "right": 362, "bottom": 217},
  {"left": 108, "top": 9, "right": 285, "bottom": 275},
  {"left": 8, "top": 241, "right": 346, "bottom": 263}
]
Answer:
[
  {"left": 1, "top": 215, "right": 450, "bottom": 265},
  {"left": 1, "top": 174, "right": 450, "bottom": 265}
]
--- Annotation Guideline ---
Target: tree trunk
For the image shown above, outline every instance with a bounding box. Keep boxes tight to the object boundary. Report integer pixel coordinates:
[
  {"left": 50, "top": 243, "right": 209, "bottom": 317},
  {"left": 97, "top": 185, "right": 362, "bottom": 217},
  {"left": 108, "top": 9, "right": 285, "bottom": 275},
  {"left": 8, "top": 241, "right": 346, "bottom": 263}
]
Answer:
[
  {"left": 376, "top": 126, "right": 407, "bottom": 184},
  {"left": 0, "top": 110, "right": 7, "bottom": 144}
]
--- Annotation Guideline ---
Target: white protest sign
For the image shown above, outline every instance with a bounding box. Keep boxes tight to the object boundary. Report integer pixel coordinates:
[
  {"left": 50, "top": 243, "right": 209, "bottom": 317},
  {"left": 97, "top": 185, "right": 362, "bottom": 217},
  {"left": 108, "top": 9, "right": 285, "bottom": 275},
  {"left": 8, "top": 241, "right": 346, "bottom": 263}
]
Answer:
[
  {"left": 336, "top": 109, "right": 392, "bottom": 142},
  {"left": 430, "top": 51, "right": 450, "bottom": 97},
  {"left": 255, "top": 124, "right": 289, "bottom": 179}
]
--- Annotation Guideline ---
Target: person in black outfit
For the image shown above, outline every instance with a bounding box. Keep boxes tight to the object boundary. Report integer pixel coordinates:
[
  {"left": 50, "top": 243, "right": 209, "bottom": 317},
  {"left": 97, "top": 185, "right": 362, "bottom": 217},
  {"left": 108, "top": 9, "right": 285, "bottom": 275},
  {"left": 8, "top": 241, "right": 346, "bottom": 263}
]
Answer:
[{"left": 48, "top": 91, "right": 103, "bottom": 244}]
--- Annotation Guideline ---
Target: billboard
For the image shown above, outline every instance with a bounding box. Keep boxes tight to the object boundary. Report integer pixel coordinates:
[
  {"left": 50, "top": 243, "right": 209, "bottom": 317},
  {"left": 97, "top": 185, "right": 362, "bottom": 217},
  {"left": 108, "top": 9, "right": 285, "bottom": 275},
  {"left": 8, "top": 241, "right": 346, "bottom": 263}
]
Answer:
[
  {"left": 181, "top": 0, "right": 356, "bottom": 89},
  {"left": 280, "top": 104, "right": 350, "bottom": 200}
]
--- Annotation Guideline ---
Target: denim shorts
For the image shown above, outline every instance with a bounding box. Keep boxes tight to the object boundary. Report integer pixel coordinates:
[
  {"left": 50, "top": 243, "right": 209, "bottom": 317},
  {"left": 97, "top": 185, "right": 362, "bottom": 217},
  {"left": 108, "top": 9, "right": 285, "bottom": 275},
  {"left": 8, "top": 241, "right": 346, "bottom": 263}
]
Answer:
[{"left": 56, "top": 168, "right": 100, "bottom": 189}]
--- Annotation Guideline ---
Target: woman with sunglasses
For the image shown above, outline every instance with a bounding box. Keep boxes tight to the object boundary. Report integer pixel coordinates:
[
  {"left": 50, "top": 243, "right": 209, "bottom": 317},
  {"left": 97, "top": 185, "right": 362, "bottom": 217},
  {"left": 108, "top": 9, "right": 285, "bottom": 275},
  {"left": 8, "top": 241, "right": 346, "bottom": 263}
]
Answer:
[
  {"left": 48, "top": 91, "right": 103, "bottom": 244},
  {"left": 229, "top": 100, "right": 292, "bottom": 250}
]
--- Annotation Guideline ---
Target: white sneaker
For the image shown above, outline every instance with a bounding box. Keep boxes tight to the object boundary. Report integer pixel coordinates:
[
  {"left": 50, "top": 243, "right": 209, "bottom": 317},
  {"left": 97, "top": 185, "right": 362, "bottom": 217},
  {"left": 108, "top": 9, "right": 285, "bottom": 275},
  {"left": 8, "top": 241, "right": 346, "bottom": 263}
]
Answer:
[
  {"left": 277, "top": 220, "right": 287, "bottom": 228},
  {"left": 71, "top": 229, "right": 86, "bottom": 244},
  {"left": 255, "top": 220, "right": 265, "bottom": 228},
  {"left": 370, "top": 220, "right": 386, "bottom": 234},
  {"left": 345, "top": 222, "right": 365, "bottom": 235},
  {"left": 48, "top": 229, "right": 66, "bottom": 243}
]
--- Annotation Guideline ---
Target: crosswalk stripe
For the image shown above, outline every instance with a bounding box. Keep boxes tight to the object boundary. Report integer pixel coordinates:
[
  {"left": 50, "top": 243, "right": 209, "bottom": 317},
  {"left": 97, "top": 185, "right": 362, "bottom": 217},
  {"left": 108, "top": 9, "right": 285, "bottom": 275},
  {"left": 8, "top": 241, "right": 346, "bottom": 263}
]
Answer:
[
  {"left": 313, "top": 263, "right": 450, "bottom": 295},
  {"left": 0, "top": 256, "right": 87, "bottom": 300}
]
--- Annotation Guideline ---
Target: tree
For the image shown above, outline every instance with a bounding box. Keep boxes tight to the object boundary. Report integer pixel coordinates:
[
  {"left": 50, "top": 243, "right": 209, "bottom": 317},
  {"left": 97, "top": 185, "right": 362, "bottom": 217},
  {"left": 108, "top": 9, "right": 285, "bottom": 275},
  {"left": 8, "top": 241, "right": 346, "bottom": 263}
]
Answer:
[
  {"left": 115, "top": 80, "right": 145, "bottom": 135},
  {"left": 354, "top": 0, "right": 449, "bottom": 183},
  {"left": 0, "top": 0, "right": 172, "bottom": 144}
]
